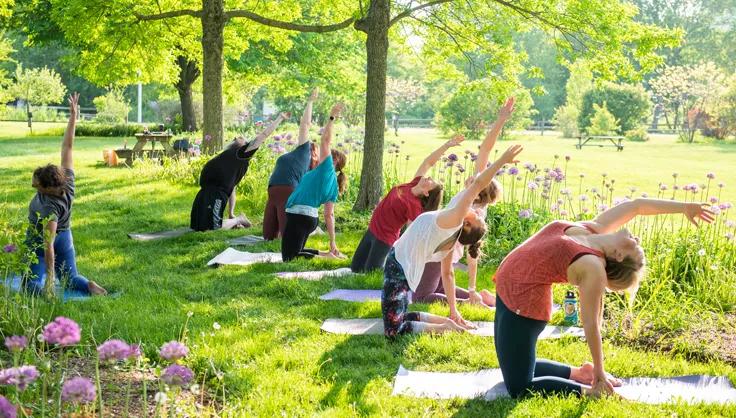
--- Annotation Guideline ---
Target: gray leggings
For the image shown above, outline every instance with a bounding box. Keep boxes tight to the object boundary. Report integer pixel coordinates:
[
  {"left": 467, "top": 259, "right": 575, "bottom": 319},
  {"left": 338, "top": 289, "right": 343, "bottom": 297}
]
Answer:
[
  {"left": 350, "top": 230, "right": 392, "bottom": 273},
  {"left": 411, "top": 261, "right": 470, "bottom": 303}
]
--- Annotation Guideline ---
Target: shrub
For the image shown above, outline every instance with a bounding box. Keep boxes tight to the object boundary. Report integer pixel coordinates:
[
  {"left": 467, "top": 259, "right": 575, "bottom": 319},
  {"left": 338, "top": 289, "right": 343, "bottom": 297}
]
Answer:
[
  {"left": 0, "top": 105, "right": 65, "bottom": 122},
  {"left": 553, "top": 103, "right": 580, "bottom": 138},
  {"left": 93, "top": 90, "right": 130, "bottom": 124},
  {"left": 74, "top": 123, "right": 159, "bottom": 137},
  {"left": 579, "top": 82, "right": 650, "bottom": 134},
  {"left": 588, "top": 103, "right": 620, "bottom": 136},
  {"left": 625, "top": 126, "right": 649, "bottom": 142}
]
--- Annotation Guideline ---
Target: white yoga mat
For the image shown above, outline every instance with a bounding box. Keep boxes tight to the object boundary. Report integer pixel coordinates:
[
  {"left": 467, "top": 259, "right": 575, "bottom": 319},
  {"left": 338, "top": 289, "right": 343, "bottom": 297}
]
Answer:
[
  {"left": 319, "top": 289, "right": 382, "bottom": 302},
  {"left": 276, "top": 268, "right": 354, "bottom": 281},
  {"left": 228, "top": 235, "right": 266, "bottom": 246},
  {"left": 320, "top": 318, "right": 584, "bottom": 338},
  {"left": 207, "top": 248, "right": 282, "bottom": 267},
  {"left": 392, "top": 365, "right": 736, "bottom": 404},
  {"left": 128, "top": 227, "right": 192, "bottom": 241}
]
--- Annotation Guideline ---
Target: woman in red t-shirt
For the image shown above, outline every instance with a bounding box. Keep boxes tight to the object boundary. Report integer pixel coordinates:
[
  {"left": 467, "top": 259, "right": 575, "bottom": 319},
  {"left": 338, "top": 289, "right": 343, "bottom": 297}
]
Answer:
[
  {"left": 493, "top": 200, "right": 714, "bottom": 398},
  {"left": 350, "top": 136, "right": 465, "bottom": 273}
]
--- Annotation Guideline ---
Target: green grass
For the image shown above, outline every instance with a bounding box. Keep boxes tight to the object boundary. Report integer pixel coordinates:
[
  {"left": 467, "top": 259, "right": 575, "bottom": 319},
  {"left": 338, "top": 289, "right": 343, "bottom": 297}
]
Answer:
[{"left": 1, "top": 127, "right": 736, "bottom": 416}]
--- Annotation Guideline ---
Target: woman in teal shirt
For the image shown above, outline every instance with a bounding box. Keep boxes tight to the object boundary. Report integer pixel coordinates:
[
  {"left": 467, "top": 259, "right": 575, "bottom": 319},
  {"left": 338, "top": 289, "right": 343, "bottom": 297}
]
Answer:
[{"left": 281, "top": 103, "right": 347, "bottom": 261}]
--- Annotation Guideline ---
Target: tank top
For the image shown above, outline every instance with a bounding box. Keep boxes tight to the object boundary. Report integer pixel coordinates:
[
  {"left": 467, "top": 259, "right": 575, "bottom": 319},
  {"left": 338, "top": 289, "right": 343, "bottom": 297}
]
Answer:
[{"left": 493, "top": 220, "right": 604, "bottom": 321}]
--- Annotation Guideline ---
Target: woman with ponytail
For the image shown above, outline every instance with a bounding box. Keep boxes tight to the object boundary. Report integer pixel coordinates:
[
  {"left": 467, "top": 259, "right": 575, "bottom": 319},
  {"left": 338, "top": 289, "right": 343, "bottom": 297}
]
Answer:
[
  {"left": 413, "top": 98, "right": 515, "bottom": 306},
  {"left": 281, "top": 103, "right": 348, "bottom": 261}
]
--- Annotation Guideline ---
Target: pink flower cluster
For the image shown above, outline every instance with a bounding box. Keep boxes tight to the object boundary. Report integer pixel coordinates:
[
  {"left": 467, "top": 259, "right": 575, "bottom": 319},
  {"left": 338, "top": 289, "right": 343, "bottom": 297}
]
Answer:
[
  {"left": 61, "top": 377, "right": 96, "bottom": 404},
  {"left": 4, "top": 336, "right": 27, "bottom": 352},
  {"left": 97, "top": 339, "right": 141, "bottom": 362},
  {"left": 159, "top": 341, "right": 188, "bottom": 362},
  {"left": 0, "top": 395, "right": 16, "bottom": 418},
  {"left": 42, "top": 317, "right": 81, "bottom": 346},
  {"left": 0, "top": 366, "right": 39, "bottom": 390},
  {"left": 161, "top": 364, "right": 194, "bottom": 386}
]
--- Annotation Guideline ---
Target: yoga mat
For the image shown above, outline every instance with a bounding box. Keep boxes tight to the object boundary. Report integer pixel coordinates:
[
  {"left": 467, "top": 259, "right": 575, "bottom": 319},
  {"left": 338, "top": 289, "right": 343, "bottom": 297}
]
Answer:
[
  {"left": 276, "top": 268, "right": 354, "bottom": 281},
  {"left": 207, "top": 248, "right": 282, "bottom": 267},
  {"left": 1, "top": 276, "right": 119, "bottom": 302},
  {"left": 228, "top": 235, "right": 265, "bottom": 246},
  {"left": 320, "top": 318, "right": 583, "bottom": 338},
  {"left": 319, "top": 289, "right": 382, "bottom": 302},
  {"left": 392, "top": 365, "right": 736, "bottom": 404},
  {"left": 128, "top": 227, "right": 192, "bottom": 241}
]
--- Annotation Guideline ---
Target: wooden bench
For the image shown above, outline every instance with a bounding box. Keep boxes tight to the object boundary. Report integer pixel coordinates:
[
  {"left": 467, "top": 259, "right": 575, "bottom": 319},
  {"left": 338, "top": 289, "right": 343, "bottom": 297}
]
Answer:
[{"left": 575, "top": 135, "right": 624, "bottom": 151}]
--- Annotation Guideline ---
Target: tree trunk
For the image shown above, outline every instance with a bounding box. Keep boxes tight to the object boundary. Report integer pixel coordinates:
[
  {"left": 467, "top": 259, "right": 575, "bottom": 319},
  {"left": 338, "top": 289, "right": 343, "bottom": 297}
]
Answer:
[
  {"left": 175, "top": 56, "right": 201, "bottom": 132},
  {"left": 201, "top": 0, "right": 225, "bottom": 152},
  {"left": 353, "top": 0, "right": 390, "bottom": 211}
]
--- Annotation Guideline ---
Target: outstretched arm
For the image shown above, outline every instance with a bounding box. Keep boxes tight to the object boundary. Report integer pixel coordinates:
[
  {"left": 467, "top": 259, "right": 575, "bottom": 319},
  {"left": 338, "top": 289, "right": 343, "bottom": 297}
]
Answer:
[
  {"left": 437, "top": 145, "right": 523, "bottom": 229},
  {"left": 440, "top": 252, "right": 474, "bottom": 329},
  {"left": 245, "top": 112, "right": 291, "bottom": 153},
  {"left": 227, "top": 190, "right": 236, "bottom": 218},
  {"left": 474, "top": 97, "right": 515, "bottom": 175},
  {"left": 319, "top": 103, "right": 345, "bottom": 162},
  {"left": 585, "top": 199, "right": 715, "bottom": 234},
  {"left": 298, "top": 88, "right": 318, "bottom": 145},
  {"left": 61, "top": 93, "right": 80, "bottom": 170},
  {"left": 414, "top": 135, "right": 464, "bottom": 178}
]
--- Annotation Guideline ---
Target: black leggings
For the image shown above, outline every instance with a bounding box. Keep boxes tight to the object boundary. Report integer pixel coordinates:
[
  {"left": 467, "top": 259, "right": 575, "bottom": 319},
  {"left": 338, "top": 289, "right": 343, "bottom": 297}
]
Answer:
[
  {"left": 281, "top": 213, "right": 320, "bottom": 262},
  {"left": 494, "top": 296, "right": 582, "bottom": 398},
  {"left": 351, "top": 230, "right": 392, "bottom": 273}
]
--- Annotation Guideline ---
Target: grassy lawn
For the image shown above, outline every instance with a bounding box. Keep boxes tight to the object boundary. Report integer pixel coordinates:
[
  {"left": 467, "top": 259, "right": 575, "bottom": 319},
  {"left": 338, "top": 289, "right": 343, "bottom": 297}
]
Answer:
[{"left": 1, "top": 126, "right": 735, "bottom": 416}]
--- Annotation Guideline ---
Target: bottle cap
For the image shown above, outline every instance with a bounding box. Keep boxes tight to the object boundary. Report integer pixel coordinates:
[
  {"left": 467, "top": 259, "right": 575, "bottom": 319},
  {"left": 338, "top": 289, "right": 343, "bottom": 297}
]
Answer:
[{"left": 566, "top": 290, "right": 575, "bottom": 299}]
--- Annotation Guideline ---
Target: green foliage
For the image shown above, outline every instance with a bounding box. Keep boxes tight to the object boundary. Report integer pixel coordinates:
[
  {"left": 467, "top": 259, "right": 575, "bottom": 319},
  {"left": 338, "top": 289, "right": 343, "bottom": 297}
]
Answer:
[
  {"left": 625, "top": 126, "right": 650, "bottom": 142},
  {"left": 553, "top": 103, "right": 580, "bottom": 138},
  {"left": 93, "top": 90, "right": 130, "bottom": 124},
  {"left": 588, "top": 103, "right": 620, "bottom": 136},
  {"left": 9, "top": 64, "right": 66, "bottom": 106},
  {"left": 579, "top": 82, "right": 650, "bottom": 134},
  {"left": 0, "top": 105, "right": 64, "bottom": 122},
  {"left": 71, "top": 122, "right": 157, "bottom": 137}
]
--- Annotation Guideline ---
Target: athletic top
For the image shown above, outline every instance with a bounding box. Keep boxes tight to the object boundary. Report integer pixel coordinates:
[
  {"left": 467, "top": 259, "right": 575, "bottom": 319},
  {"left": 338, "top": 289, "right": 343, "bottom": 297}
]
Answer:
[
  {"left": 494, "top": 221, "right": 604, "bottom": 321},
  {"left": 367, "top": 176, "right": 424, "bottom": 246},
  {"left": 28, "top": 168, "right": 75, "bottom": 237},
  {"left": 285, "top": 155, "right": 338, "bottom": 218},
  {"left": 394, "top": 196, "right": 463, "bottom": 291},
  {"left": 199, "top": 142, "right": 258, "bottom": 196},
  {"left": 268, "top": 142, "right": 312, "bottom": 188}
]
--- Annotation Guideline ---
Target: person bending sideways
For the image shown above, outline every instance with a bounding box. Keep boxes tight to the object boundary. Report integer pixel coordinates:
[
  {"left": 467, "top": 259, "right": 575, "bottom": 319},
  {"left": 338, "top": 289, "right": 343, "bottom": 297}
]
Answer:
[
  {"left": 190, "top": 112, "right": 289, "bottom": 231},
  {"left": 350, "top": 135, "right": 464, "bottom": 273},
  {"left": 263, "top": 88, "right": 320, "bottom": 240},
  {"left": 24, "top": 93, "right": 107, "bottom": 297},
  {"left": 413, "top": 97, "right": 516, "bottom": 307},
  {"left": 381, "top": 145, "right": 523, "bottom": 337},
  {"left": 493, "top": 198, "right": 714, "bottom": 398},
  {"left": 281, "top": 103, "right": 347, "bottom": 261}
]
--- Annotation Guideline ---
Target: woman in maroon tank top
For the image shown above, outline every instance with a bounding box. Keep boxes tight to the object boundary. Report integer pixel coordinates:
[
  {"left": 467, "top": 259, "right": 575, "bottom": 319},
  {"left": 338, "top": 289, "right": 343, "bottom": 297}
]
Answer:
[{"left": 493, "top": 199, "right": 714, "bottom": 398}]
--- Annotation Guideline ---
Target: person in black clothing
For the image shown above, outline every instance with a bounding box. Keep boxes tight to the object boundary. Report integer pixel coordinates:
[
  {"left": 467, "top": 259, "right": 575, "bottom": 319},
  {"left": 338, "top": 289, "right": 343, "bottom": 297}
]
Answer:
[{"left": 190, "top": 112, "right": 290, "bottom": 231}]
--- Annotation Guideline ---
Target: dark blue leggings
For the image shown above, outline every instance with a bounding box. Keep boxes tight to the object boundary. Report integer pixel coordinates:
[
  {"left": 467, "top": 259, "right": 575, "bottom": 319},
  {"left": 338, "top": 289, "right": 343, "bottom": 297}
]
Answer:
[
  {"left": 25, "top": 230, "right": 89, "bottom": 295},
  {"left": 494, "top": 296, "right": 582, "bottom": 398}
]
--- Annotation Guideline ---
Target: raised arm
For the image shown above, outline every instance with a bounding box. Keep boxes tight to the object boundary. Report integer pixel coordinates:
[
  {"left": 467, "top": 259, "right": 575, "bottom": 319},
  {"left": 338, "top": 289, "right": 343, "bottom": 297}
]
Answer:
[
  {"left": 585, "top": 199, "right": 715, "bottom": 234},
  {"left": 319, "top": 103, "right": 344, "bottom": 162},
  {"left": 298, "top": 88, "right": 318, "bottom": 145},
  {"left": 474, "top": 97, "right": 514, "bottom": 175},
  {"left": 245, "top": 112, "right": 291, "bottom": 152},
  {"left": 414, "top": 135, "right": 464, "bottom": 178},
  {"left": 61, "top": 93, "right": 79, "bottom": 170},
  {"left": 440, "top": 252, "right": 474, "bottom": 330},
  {"left": 437, "top": 145, "right": 522, "bottom": 229}
]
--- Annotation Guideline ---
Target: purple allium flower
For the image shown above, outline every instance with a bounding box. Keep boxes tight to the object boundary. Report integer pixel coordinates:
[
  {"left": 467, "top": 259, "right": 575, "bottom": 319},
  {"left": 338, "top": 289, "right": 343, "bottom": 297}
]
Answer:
[
  {"left": 273, "top": 135, "right": 282, "bottom": 141},
  {"left": 285, "top": 133, "right": 293, "bottom": 140},
  {"left": 719, "top": 202, "right": 732, "bottom": 210},
  {"left": 579, "top": 195, "right": 588, "bottom": 202},
  {"left": 707, "top": 173, "right": 716, "bottom": 179},
  {"left": 447, "top": 153, "right": 458, "bottom": 162},
  {"left": 61, "top": 377, "right": 95, "bottom": 404},
  {"left": 557, "top": 199, "right": 564, "bottom": 205},
  {"left": 457, "top": 166, "right": 466, "bottom": 173},
  {"left": 0, "top": 395, "right": 16, "bottom": 418},
  {"left": 508, "top": 166, "right": 519, "bottom": 176},
  {"left": 527, "top": 182, "right": 538, "bottom": 191},
  {"left": 710, "top": 206, "right": 721, "bottom": 215},
  {"left": 560, "top": 209, "right": 569, "bottom": 217},
  {"left": 518, "top": 209, "right": 533, "bottom": 219},
  {"left": 516, "top": 176, "right": 523, "bottom": 181},
  {"left": 550, "top": 204, "right": 559, "bottom": 212},
  {"left": 598, "top": 204, "right": 609, "bottom": 212},
  {"left": 0, "top": 366, "right": 39, "bottom": 390},
  {"left": 524, "top": 162, "right": 535, "bottom": 171},
  {"left": 42, "top": 317, "right": 80, "bottom": 347},
  {"left": 97, "top": 339, "right": 136, "bottom": 362},
  {"left": 445, "top": 161, "right": 454, "bottom": 168},
  {"left": 660, "top": 185, "right": 668, "bottom": 191},
  {"left": 286, "top": 140, "right": 295, "bottom": 146},
  {"left": 496, "top": 168, "right": 505, "bottom": 176},
  {"left": 204, "top": 134, "right": 212, "bottom": 141},
  {"left": 726, "top": 232, "right": 734, "bottom": 240},
  {"left": 159, "top": 341, "right": 188, "bottom": 362},
  {"left": 673, "top": 185, "right": 680, "bottom": 191},
  {"left": 560, "top": 188, "right": 571, "bottom": 196},
  {"left": 710, "top": 196, "right": 719, "bottom": 204},
  {"left": 2, "top": 244, "right": 16, "bottom": 253},
  {"left": 4, "top": 336, "right": 27, "bottom": 352},
  {"left": 161, "top": 364, "right": 194, "bottom": 386},
  {"left": 725, "top": 220, "right": 736, "bottom": 229},
  {"left": 718, "top": 182, "right": 725, "bottom": 188},
  {"left": 470, "top": 153, "right": 477, "bottom": 162},
  {"left": 582, "top": 207, "right": 590, "bottom": 214}
]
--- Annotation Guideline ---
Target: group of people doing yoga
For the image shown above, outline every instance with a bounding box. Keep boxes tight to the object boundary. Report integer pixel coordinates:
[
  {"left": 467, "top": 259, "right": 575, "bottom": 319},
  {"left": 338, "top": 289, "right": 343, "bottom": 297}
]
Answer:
[{"left": 24, "top": 91, "right": 715, "bottom": 400}]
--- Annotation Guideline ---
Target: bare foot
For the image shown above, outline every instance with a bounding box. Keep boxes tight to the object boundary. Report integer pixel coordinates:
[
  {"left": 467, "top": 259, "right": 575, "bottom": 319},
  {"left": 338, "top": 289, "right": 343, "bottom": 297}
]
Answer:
[
  {"left": 480, "top": 290, "right": 496, "bottom": 307},
  {"left": 319, "top": 251, "right": 340, "bottom": 260},
  {"left": 237, "top": 215, "right": 252, "bottom": 228},
  {"left": 570, "top": 362, "right": 595, "bottom": 385},
  {"left": 88, "top": 281, "right": 108, "bottom": 296}
]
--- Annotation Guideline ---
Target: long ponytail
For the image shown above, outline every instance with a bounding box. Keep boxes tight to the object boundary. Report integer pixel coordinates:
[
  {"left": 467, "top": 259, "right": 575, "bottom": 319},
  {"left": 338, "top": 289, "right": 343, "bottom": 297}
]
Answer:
[{"left": 331, "top": 149, "right": 348, "bottom": 195}]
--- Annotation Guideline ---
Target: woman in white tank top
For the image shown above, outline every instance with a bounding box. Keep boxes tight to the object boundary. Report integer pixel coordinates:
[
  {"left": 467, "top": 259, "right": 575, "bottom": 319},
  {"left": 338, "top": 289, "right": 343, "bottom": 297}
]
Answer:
[{"left": 382, "top": 144, "right": 523, "bottom": 337}]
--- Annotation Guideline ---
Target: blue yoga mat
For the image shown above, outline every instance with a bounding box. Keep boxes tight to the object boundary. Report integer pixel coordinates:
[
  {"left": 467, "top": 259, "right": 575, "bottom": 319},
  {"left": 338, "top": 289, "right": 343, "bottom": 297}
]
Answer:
[{"left": 3, "top": 275, "right": 92, "bottom": 302}]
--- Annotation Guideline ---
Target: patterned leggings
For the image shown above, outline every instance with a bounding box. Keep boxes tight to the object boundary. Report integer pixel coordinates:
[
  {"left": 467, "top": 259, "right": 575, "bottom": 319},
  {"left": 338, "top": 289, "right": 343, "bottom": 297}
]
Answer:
[{"left": 381, "top": 250, "right": 420, "bottom": 338}]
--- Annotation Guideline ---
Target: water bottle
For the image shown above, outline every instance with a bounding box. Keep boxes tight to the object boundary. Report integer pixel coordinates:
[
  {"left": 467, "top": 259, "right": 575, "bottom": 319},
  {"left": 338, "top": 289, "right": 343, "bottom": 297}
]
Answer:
[{"left": 563, "top": 290, "right": 578, "bottom": 326}]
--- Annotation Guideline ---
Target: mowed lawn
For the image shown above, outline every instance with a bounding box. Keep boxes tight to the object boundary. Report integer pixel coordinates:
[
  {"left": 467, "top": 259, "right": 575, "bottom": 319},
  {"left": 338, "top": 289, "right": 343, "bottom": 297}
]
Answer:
[{"left": 1, "top": 126, "right": 735, "bottom": 416}]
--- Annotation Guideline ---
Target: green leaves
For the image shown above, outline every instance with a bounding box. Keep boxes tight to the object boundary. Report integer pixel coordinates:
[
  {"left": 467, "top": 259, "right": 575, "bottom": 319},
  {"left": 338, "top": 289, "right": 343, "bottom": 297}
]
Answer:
[{"left": 10, "top": 64, "right": 66, "bottom": 105}]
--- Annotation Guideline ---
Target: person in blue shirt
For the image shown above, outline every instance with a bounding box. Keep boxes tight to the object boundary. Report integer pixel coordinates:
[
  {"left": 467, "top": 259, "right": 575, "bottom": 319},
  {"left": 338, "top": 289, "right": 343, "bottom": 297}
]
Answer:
[
  {"left": 281, "top": 102, "right": 347, "bottom": 261},
  {"left": 263, "top": 88, "right": 319, "bottom": 240}
]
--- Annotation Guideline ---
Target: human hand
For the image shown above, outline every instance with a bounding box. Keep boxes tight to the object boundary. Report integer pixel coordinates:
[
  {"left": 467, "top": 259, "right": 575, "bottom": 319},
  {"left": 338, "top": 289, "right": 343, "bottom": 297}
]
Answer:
[
  {"left": 498, "top": 144, "right": 523, "bottom": 165},
  {"left": 329, "top": 103, "right": 345, "bottom": 119},
  {"left": 309, "top": 87, "right": 319, "bottom": 101},
  {"left": 684, "top": 203, "right": 715, "bottom": 226},
  {"left": 280, "top": 112, "right": 292, "bottom": 120},
  {"left": 449, "top": 311, "right": 476, "bottom": 330},
  {"left": 446, "top": 134, "right": 465, "bottom": 147},
  {"left": 497, "top": 97, "right": 515, "bottom": 121},
  {"left": 587, "top": 373, "right": 620, "bottom": 398},
  {"left": 468, "top": 291, "right": 489, "bottom": 308},
  {"left": 68, "top": 92, "right": 80, "bottom": 117}
]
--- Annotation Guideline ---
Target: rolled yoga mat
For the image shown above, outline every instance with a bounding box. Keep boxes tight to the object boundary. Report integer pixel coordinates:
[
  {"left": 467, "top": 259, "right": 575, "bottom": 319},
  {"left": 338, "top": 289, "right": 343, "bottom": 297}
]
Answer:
[
  {"left": 207, "top": 248, "right": 282, "bottom": 266},
  {"left": 320, "top": 318, "right": 582, "bottom": 338},
  {"left": 276, "top": 268, "right": 353, "bottom": 281},
  {"left": 392, "top": 365, "right": 736, "bottom": 404},
  {"left": 128, "top": 227, "right": 192, "bottom": 241}
]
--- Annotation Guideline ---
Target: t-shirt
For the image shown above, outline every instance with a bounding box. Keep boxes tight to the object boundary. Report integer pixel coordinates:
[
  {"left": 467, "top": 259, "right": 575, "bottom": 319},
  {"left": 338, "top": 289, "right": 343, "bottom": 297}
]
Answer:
[
  {"left": 28, "top": 168, "right": 75, "bottom": 238},
  {"left": 199, "top": 142, "right": 258, "bottom": 196},
  {"left": 285, "top": 155, "right": 338, "bottom": 218},
  {"left": 268, "top": 142, "right": 312, "bottom": 188},
  {"left": 368, "top": 176, "right": 424, "bottom": 246},
  {"left": 394, "top": 196, "right": 463, "bottom": 291}
]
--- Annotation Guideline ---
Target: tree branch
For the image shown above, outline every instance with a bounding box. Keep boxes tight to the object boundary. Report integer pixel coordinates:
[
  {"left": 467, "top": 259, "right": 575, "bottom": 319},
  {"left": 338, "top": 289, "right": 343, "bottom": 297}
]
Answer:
[
  {"left": 390, "top": 0, "right": 452, "bottom": 27},
  {"left": 133, "top": 9, "right": 201, "bottom": 21},
  {"left": 225, "top": 10, "right": 355, "bottom": 33}
]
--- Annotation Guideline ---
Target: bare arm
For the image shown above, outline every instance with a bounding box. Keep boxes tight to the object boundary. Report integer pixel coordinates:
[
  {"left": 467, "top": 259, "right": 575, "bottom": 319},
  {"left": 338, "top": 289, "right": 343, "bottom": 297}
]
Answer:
[
  {"left": 43, "top": 221, "right": 58, "bottom": 294},
  {"left": 474, "top": 97, "right": 514, "bottom": 175},
  {"left": 227, "top": 190, "right": 236, "bottom": 218},
  {"left": 245, "top": 112, "right": 290, "bottom": 152},
  {"left": 298, "top": 88, "right": 318, "bottom": 145},
  {"left": 319, "top": 103, "right": 344, "bottom": 162},
  {"left": 61, "top": 93, "right": 80, "bottom": 170},
  {"left": 414, "top": 135, "right": 464, "bottom": 178},
  {"left": 585, "top": 199, "right": 715, "bottom": 234},
  {"left": 325, "top": 202, "right": 338, "bottom": 255},
  {"left": 437, "top": 145, "right": 523, "bottom": 229},
  {"left": 466, "top": 254, "right": 478, "bottom": 292}
]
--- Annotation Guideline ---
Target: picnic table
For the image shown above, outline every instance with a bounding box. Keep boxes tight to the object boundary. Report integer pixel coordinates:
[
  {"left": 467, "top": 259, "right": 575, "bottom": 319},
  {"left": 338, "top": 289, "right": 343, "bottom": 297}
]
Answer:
[
  {"left": 115, "top": 132, "right": 175, "bottom": 166},
  {"left": 575, "top": 135, "right": 625, "bottom": 151}
]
